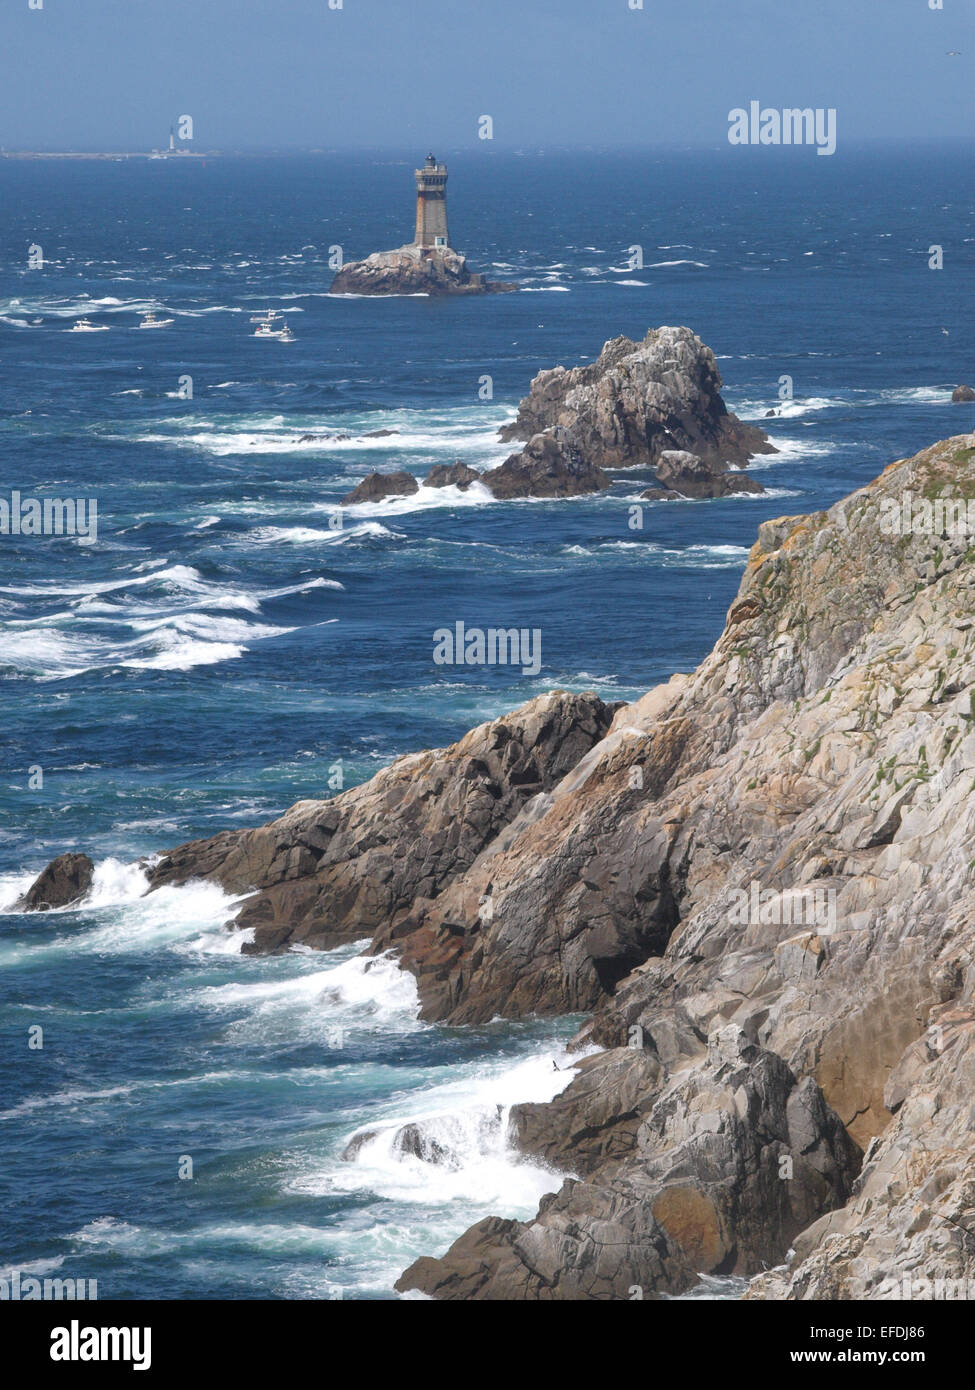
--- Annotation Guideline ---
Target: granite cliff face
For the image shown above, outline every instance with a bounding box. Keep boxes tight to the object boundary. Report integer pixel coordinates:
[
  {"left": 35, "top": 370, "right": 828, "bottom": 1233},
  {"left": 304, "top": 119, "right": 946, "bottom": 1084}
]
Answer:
[
  {"left": 21, "top": 432, "right": 975, "bottom": 1300},
  {"left": 395, "top": 432, "right": 975, "bottom": 1296}
]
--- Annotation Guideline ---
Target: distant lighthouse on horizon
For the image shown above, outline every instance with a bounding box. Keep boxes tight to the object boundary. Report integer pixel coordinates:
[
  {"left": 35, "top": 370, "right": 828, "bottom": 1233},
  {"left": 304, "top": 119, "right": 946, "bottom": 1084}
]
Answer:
[{"left": 413, "top": 154, "right": 449, "bottom": 250}]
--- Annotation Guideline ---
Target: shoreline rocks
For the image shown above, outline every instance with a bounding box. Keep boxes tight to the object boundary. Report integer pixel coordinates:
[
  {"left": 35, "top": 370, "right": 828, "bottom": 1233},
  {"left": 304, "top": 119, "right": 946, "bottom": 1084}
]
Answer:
[
  {"left": 112, "top": 692, "right": 619, "bottom": 956},
  {"left": 21, "top": 431, "right": 975, "bottom": 1301},
  {"left": 397, "top": 1032, "right": 861, "bottom": 1299}
]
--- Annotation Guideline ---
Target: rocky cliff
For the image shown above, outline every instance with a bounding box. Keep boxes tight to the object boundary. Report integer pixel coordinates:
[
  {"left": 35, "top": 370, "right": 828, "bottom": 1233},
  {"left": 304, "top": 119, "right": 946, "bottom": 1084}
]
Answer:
[{"left": 20, "top": 432, "right": 975, "bottom": 1300}]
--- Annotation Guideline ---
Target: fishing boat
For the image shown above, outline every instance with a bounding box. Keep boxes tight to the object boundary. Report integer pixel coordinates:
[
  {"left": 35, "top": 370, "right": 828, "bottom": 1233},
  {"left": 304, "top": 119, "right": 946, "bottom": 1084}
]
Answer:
[{"left": 137, "top": 311, "right": 174, "bottom": 329}]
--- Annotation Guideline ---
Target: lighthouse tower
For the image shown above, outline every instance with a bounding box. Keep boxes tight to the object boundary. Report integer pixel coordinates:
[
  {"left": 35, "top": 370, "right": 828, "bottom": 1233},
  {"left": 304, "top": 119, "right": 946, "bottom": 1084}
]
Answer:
[{"left": 414, "top": 154, "right": 449, "bottom": 250}]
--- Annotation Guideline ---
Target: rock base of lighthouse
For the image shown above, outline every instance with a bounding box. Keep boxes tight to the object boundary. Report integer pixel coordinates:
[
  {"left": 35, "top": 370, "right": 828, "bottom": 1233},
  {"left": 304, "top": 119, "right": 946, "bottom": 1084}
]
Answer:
[{"left": 329, "top": 244, "right": 518, "bottom": 297}]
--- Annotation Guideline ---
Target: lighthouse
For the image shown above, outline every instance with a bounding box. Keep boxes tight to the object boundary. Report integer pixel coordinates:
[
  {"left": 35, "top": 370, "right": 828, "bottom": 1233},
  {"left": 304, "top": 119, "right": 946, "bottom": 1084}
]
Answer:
[{"left": 414, "top": 154, "right": 449, "bottom": 250}]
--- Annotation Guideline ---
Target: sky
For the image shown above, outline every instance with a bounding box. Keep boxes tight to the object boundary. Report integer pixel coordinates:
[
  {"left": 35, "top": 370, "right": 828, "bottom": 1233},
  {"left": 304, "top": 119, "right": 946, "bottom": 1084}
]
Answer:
[{"left": 1, "top": 0, "right": 974, "bottom": 151}]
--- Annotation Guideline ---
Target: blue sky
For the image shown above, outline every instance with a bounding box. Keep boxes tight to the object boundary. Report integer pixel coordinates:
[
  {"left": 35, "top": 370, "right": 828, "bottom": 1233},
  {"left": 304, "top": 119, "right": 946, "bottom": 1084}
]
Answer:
[{"left": 2, "top": 0, "right": 973, "bottom": 150}]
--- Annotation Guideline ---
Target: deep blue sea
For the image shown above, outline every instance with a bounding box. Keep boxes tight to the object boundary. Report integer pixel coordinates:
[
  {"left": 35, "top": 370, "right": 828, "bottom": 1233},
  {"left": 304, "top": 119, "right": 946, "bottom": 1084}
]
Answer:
[{"left": 1, "top": 147, "right": 973, "bottom": 1299}]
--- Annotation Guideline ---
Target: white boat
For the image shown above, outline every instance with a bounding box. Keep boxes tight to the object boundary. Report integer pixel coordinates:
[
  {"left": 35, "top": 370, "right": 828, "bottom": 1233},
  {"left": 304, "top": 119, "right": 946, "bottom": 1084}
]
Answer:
[
  {"left": 70, "top": 318, "right": 109, "bottom": 332},
  {"left": 250, "top": 309, "right": 281, "bottom": 324},
  {"left": 137, "top": 311, "right": 174, "bottom": 329},
  {"left": 254, "top": 317, "right": 295, "bottom": 341}
]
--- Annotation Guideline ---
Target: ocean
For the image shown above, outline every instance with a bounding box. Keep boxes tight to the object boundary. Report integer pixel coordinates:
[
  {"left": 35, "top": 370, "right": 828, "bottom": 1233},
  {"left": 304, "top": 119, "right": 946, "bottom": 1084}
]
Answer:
[{"left": 1, "top": 145, "right": 972, "bottom": 1298}]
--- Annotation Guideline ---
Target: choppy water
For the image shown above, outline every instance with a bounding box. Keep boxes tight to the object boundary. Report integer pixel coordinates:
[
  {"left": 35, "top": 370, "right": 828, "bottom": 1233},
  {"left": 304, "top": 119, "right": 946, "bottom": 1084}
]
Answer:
[{"left": 1, "top": 147, "right": 972, "bottom": 1297}]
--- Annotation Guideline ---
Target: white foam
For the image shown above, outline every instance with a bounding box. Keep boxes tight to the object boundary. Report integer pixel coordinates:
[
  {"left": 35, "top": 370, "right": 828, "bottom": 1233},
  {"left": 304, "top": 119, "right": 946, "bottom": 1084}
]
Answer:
[
  {"left": 738, "top": 396, "right": 840, "bottom": 420},
  {"left": 195, "top": 949, "right": 422, "bottom": 1045},
  {"left": 567, "top": 540, "right": 750, "bottom": 567},
  {"left": 0, "top": 1256, "right": 66, "bottom": 1281},
  {"left": 0, "top": 863, "right": 248, "bottom": 961},
  {"left": 0, "top": 872, "right": 36, "bottom": 912},
  {"left": 306, "top": 1044, "right": 590, "bottom": 1209},
  {"left": 340, "top": 480, "right": 495, "bottom": 518},
  {"left": 84, "top": 858, "right": 151, "bottom": 908},
  {"left": 751, "top": 436, "right": 845, "bottom": 467},
  {"left": 0, "top": 620, "right": 265, "bottom": 678},
  {"left": 248, "top": 521, "right": 404, "bottom": 545}
]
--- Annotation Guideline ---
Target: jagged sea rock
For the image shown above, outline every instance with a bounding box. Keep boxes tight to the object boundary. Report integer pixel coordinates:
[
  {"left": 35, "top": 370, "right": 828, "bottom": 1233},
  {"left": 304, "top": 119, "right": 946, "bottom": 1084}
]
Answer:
[
  {"left": 17, "top": 852, "right": 94, "bottom": 911},
  {"left": 481, "top": 427, "right": 612, "bottom": 500},
  {"left": 425, "top": 461, "right": 481, "bottom": 490},
  {"left": 498, "top": 326, "right": 775, "bottom": 471},
  {"left": 340, "top": 471, "right": 419, "bottom": 505},
  {"left": 952, "top": 385, "right": 975, "bottom": 402}
]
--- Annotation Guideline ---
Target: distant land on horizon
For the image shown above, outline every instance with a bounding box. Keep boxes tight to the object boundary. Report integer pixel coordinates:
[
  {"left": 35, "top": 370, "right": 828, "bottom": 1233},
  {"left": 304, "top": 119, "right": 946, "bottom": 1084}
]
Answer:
[{"left": 5, "top": 136, "right": 975, "bottom": 161}]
